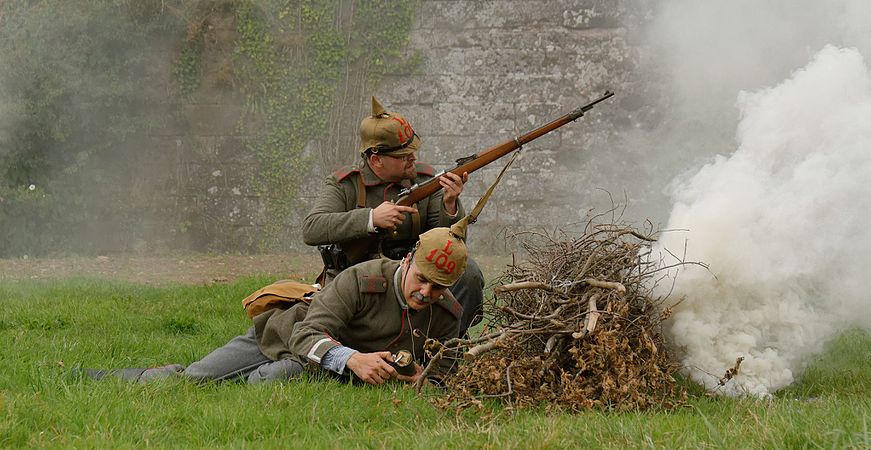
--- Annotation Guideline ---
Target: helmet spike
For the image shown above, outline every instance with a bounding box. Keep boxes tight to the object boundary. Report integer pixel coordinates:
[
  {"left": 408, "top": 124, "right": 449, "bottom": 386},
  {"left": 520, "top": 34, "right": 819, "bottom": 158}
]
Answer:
[
  {"left": 371, "top": 96, "right": 386, "bottom": 117},
  {"left": 449, "top": 216, "right": 469, "bottom": 240}
]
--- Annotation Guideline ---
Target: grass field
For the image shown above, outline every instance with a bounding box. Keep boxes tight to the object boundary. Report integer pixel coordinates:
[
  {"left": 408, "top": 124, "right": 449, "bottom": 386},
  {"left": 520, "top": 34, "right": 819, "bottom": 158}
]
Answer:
[{"left": 1, "top": 274, "right": 869, "bottom": 448}]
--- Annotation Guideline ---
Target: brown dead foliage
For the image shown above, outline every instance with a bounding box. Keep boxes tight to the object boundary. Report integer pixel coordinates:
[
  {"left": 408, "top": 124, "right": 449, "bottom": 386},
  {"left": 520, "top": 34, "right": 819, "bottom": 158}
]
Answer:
[{"left": 427, "top": 212, "right": 688, "bottom": 412}]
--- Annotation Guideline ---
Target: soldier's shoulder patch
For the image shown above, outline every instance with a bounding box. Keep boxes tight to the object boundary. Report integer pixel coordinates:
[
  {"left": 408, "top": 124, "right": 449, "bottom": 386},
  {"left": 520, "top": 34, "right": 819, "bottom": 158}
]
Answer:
[
  {"left": 332, "top": 165, "right": 360, "bottom": 181},
  {"left": 358, "top": 275, "right": 388, "bottom": 294},
  {"left": 435, "top": 294, "right": 463, "bottom": 320},
  {"left": 415, "top": 163, "right": 435, "bottom": 177}
]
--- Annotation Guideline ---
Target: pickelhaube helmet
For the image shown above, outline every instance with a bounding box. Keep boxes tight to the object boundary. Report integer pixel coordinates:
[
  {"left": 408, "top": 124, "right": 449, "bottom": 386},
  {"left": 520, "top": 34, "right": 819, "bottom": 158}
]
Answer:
[
  {"left": 412, "top": 218, "right": 470, "bottom": 286},
  {"left": 359, "top": 96, "right": 421, "bottom": 156}
]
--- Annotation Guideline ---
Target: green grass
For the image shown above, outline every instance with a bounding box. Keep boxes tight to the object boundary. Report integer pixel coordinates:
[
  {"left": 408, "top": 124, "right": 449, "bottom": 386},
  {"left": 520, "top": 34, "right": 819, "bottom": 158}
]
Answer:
[{"left": 1, "top": 277, "right": 869, "bottom": 448}]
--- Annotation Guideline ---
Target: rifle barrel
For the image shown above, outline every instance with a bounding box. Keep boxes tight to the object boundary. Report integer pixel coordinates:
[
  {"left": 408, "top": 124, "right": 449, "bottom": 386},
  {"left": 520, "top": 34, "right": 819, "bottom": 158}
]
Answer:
[{"left": 396, "top": 91, "right": 614, "bottom": 207}]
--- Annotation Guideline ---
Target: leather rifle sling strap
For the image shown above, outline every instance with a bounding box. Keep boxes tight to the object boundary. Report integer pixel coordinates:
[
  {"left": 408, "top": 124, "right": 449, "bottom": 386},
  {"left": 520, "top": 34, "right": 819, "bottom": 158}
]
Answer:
[
  {"left": 469, "top": 150, "right": 521, "bottom": 223},
  {"left": 410, "top": 203, "right": 421, "bottom": 239},
  {"left": 356, "top": 174, "right": 366, "bottom": 208}
]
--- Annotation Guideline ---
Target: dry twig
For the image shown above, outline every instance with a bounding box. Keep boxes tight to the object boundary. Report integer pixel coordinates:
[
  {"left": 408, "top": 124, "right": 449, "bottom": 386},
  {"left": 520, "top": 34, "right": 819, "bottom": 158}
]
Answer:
[{"left": 430, "top": 210, "right": 690, "bottom": 412}]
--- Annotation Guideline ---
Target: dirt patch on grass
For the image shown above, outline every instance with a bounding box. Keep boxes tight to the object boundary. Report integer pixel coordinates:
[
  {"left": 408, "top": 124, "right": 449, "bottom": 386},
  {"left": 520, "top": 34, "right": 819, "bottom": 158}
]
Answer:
[
  {"left": 0, "top": 253, "right": 511, "bottom": 286},
  {"left": 0, "top": 253, "right": 323, "bottom": 286}
]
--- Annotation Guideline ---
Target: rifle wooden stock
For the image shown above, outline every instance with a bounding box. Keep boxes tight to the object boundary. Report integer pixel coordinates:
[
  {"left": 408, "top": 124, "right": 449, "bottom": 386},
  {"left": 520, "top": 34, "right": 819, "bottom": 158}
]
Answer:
[{"left": 395, "top": 91, "right": 614, "bottom": 207}]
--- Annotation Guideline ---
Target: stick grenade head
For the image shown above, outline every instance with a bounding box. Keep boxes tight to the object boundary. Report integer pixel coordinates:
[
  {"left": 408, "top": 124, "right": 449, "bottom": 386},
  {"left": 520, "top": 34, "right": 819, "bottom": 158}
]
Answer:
[
  {"left": 412, "top": 218, "right": 470, "bottom": 287},
  {"left": 390, "top": 349, "right": 415, "bottom": 376},
  {"left": 359, "top": 96, "right": 421, "bottom": 158}
]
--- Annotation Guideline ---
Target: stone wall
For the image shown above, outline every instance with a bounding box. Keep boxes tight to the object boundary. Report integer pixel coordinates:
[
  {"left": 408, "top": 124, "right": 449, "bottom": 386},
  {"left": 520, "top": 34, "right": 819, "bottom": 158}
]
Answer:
[
  {"left": 152, "top": 9, "right": 282, "bottom": 252},
  {"left": 367, "top": 0, "right": 657, "bottom": 251},
  {"left": 163, "top": 1, "right": 658, "bottom": 254}
]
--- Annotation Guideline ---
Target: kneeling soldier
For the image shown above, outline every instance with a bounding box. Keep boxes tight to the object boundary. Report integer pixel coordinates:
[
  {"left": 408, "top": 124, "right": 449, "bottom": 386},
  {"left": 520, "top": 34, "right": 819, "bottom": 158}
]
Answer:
[{"left": 85, "top": 220, "right": 470, "bottom": 386}]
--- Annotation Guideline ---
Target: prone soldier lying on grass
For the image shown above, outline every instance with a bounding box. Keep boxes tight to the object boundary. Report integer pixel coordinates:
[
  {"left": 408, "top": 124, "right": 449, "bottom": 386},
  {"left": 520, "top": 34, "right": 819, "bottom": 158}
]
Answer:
[{"left": 84, "top": 221, "right": 470, "bottom": 386}]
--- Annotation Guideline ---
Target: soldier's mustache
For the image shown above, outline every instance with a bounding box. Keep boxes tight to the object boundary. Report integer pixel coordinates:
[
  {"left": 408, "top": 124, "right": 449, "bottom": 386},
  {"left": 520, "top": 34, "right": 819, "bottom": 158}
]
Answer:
[{"left": 411, "top": 292, "right": 434, "bottom": 304}]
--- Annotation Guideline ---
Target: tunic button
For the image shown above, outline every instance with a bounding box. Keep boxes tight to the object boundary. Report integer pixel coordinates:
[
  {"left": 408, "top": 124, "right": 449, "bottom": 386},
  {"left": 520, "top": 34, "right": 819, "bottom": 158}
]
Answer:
[{"left": 392, "top": 231, "right": 399, "bottom": 237}]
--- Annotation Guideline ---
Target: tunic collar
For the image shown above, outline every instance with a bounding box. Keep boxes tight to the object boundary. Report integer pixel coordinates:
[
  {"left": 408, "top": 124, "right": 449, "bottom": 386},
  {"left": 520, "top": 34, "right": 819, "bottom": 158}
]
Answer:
[
  {"left": 360, "top": 160, "right": 387, "bottom": 186},
  {"left": 393, "top": 265, "right": 408, "bottom": 310}
]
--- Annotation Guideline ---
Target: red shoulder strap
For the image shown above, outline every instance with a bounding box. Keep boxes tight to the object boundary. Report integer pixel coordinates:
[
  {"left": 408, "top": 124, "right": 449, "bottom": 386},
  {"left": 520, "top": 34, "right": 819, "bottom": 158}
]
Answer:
[
  {"left": 359, "top": 275, "right": 388, "bottom": 294},
  {"left": 332, "top": 165, "right": 360, "bottom": 181},
  {"left": 415, "top": 163, "right": 435, "bottom": 177},
  {"left": 435, "top": 293, "right": 463, "bottom": 320}
]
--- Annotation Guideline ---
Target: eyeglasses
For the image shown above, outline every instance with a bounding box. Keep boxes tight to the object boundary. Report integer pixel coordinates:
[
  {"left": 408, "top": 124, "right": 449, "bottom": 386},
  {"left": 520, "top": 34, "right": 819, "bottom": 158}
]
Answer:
[{"left": 382, "top": 151, "right": 417, "bottom": 162}]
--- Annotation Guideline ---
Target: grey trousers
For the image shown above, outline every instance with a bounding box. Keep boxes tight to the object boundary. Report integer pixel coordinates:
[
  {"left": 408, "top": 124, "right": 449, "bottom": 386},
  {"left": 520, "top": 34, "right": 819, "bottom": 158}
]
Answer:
[
  {"left": 140, "top": 326, "right": 304, "bottom": 384},
  {"left": 450, "top": 256, "right": 485, "bottom": 336}
]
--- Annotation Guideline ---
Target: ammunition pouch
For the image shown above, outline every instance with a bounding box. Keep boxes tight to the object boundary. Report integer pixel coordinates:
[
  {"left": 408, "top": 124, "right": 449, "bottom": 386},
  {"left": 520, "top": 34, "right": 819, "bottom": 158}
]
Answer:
[
  {"left": 380, "top": 240, "right": 414, "bottom": 261},
  {"left": 318, "top": 239, "right": 413, "bottom": 273},
  {"left": 318, "top": 244, "right": 350, "bottom": 271}
]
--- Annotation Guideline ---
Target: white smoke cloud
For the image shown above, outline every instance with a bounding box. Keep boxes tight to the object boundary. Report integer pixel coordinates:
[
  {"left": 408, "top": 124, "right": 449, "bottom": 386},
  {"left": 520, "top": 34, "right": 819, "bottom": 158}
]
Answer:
[
  {"left": 646, "top": 0, "right": 871, "bottom": 101},
  {"left": 610, "top": 0, "right": 871, "bottom": 226},
  {"left": 655, "top": 45, "right": 871, "bottom": 397}
]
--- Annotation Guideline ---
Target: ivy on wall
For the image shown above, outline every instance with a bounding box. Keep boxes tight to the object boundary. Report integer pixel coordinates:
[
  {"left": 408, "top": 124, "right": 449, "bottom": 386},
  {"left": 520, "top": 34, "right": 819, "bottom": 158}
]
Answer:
[
  {"left": 233, "top": 0, "right": 342, "bottom": 250},
  {"left": 176, "top": 0, "right": 419, "bottom": 251},
  {"left": 352, "top": 0, "right": 423, "bottom": 79},
  {"left": 236, "top": 0, "right": 420, "bottom": 250}
]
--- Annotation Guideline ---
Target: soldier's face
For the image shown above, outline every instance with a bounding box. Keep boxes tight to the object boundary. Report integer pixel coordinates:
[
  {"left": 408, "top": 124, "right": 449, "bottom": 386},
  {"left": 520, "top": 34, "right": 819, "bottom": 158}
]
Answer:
[
  {"left": 375, "top": 151, "right": 417, "bottom": 182},
  {"left": 401, "top": 258, "right": 449, "bottom": 311}
]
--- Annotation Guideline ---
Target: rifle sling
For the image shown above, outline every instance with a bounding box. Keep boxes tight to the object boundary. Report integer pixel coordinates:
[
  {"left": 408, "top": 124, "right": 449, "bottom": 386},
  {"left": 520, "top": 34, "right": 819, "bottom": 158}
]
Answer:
[
  {"left": 411, "top": 205, "right": 421, "bottom": 239},
  {"left": 356, "top": 174, "right": 366, "bottom": 208},
  {"left": 469, "top": 150, "right": 520, "bottom": 223}
]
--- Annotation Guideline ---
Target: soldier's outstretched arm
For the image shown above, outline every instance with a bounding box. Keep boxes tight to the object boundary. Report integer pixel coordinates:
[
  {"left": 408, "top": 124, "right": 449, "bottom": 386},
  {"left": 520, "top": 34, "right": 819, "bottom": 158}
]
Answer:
[{"left": 286, "top": 268, "right": 359, "bottom": 363}]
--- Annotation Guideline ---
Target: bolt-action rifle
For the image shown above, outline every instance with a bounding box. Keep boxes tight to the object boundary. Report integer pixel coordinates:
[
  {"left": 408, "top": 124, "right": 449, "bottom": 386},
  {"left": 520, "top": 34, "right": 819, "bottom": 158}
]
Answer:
[
  {"left": 395, "top": 90, "right": 614, "bottom": 207},
  {"left": 318, "top": 91, "right": 615, "bottom": 273}
]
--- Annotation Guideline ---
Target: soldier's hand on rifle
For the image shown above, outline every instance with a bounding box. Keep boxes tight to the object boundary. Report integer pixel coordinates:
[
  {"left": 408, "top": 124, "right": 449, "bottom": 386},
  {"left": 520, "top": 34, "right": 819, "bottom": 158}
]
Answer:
[
  {"left": 372, "top": 202, "right": 418, "bottom": 230},
  {"left": 347, "top": 351, "right": 398, "bottom": 385},
  {"left": 440, "top": 171, "right": 468, "bottom": 216}
]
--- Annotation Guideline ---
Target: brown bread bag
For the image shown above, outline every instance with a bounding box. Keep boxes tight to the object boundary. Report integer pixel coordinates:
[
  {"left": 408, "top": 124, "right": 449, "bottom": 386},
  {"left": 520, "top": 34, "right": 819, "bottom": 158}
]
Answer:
[{"left": 241, "top": 280, "right": 319, "bottom": 319}]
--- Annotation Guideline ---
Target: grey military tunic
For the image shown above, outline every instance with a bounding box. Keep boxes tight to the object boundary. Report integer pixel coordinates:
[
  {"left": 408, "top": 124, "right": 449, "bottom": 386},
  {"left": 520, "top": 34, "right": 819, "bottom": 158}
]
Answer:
[
  {"left": 254, "top": 258, "right": 462, "bottom": 377},
  {"left": 302, "top": 161, "right": 464, "bottom": 266}
]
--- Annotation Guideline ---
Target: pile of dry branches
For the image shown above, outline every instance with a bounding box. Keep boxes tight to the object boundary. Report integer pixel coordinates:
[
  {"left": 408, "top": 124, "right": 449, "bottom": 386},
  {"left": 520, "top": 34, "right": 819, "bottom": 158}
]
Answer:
[{"left": 423, "top": 213, "right": 688, "bottom": 412}]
